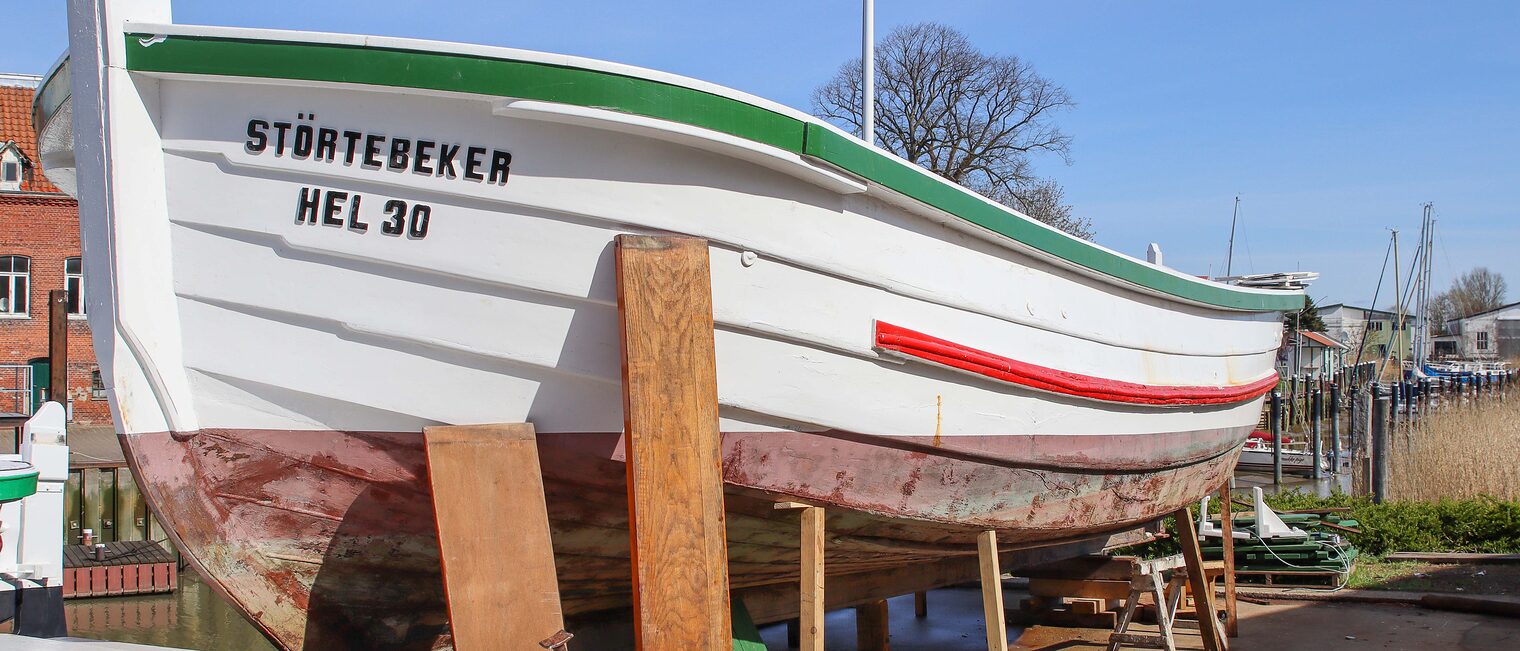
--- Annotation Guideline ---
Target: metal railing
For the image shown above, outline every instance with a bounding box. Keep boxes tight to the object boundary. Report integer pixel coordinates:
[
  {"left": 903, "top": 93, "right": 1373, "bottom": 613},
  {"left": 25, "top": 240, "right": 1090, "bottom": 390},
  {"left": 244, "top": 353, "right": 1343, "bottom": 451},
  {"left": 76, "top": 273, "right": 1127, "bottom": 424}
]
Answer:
[{"left": 0, "top": 364, "right": 34, "bottom": 416}]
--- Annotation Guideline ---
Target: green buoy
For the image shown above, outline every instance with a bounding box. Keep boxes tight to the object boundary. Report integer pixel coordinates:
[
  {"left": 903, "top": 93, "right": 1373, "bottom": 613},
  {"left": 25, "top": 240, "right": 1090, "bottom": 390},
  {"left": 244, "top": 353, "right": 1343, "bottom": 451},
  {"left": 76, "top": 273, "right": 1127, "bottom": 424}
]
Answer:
[{"left": 0, "top": 459, "right": 40, "bottom": 503}]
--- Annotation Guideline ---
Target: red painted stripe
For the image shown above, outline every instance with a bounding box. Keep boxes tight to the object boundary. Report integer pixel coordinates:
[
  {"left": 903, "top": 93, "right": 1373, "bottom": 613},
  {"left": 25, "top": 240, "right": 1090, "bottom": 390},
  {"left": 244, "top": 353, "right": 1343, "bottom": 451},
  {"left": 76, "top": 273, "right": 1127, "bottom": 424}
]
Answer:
[{"left": 874, "top": 321, "right": 1278, "bottom": 406}]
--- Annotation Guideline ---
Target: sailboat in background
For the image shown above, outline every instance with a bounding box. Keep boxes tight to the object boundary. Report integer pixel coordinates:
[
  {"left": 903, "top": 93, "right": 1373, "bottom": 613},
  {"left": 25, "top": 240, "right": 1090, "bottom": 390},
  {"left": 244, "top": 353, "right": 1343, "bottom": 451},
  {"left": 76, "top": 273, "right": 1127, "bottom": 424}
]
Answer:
[{"left": 1214, "top": 197, "right": 1319, "bottom": 290}]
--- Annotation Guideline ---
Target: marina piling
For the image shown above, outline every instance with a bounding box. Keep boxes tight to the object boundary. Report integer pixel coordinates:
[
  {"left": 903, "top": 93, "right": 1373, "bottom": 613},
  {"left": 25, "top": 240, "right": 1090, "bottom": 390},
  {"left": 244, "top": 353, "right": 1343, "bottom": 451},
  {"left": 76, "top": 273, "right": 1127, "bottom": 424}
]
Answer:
[
  {"left": 1270, "top": 390, "right": 1283, "bottom": 485},
  {"left": 48, "top": 289, "right": 67, "bottom": 406},
  {"left": 1372, "top": 385, "right": 1389, "bottom": 504},
  {"left": 1311, "top": 388, "right": 1323, "bottom": 480},
  {"left": 1329, "top": 384, "right": 1341, "bottom": 472}
]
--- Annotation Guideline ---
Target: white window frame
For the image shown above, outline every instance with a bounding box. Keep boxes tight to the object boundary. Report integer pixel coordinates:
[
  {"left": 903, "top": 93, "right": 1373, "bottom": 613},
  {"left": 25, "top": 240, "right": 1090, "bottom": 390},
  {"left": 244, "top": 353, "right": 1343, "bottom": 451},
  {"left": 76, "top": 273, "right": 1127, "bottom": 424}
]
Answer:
[
  {"left": 65, "top": 257, "right": 86, "bottom": 318},
  {"left": 0, "top": 255, "right": 30, "bottom": 317},
  {"left": 0, "top": 147, "right": 20, "bottom": 191},
  {"left": 90, "top": 368, "right": 107, "bottom": 400}
]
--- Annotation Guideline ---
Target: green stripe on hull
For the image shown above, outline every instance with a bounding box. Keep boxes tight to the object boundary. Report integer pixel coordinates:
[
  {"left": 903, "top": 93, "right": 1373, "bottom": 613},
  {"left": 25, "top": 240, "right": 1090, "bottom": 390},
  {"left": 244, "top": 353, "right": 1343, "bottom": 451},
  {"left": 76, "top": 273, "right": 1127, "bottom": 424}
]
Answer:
[{"left": 123, "top": 33, "right": 1302, "bottom": 312}]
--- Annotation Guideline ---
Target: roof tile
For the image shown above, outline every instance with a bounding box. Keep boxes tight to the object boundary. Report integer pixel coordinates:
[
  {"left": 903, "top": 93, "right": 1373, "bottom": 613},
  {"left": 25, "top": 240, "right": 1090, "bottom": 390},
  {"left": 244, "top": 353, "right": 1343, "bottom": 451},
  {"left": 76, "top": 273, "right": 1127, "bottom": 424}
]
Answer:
[{"left": 0, "top": 84, "right": 63, "bottom": 194}]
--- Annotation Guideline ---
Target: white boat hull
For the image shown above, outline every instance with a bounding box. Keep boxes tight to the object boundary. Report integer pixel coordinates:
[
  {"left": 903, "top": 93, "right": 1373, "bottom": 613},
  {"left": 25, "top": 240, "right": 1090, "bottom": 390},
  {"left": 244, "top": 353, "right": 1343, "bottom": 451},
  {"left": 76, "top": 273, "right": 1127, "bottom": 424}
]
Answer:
[{"left": 38, "top": 4, "right": 1301, "bottom": 647}]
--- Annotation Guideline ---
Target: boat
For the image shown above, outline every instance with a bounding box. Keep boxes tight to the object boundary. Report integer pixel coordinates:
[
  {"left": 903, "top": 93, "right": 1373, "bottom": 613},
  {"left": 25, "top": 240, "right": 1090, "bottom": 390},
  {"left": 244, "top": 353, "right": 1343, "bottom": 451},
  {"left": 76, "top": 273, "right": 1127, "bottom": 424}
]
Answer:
[
  {"left": 35, "top": 1, "right": 1302, "bottom": 647},
  {"left": 1234, "top": 431, "right": 1326, "bottom": 475}
]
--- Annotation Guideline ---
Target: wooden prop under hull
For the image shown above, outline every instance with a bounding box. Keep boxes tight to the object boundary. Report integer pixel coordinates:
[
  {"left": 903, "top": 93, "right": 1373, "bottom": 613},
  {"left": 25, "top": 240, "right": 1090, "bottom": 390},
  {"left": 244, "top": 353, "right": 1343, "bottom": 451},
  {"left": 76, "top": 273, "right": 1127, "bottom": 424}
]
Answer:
[{"left": 122, "top": 427, "right": 1240, "bottom": 650}]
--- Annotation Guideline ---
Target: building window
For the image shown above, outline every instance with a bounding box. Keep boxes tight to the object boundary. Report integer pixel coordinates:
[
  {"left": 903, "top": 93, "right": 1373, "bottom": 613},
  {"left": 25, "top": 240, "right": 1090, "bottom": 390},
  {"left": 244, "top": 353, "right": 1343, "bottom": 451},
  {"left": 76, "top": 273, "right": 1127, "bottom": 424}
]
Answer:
[
  {"left": 0, "top": 161, "right": 19, "bottom": 190},
  {"left": 90, "top": 369, "right": 106, "bottom": 400},
  {"left": 65, "top": 257, "right": 85, "bottom": 316},
  {"left": 1478, "top": 331, "right": 1489, "bottom": 351},
  {"left": 0, "top": 256, "right": 29, "bottom": 316}
]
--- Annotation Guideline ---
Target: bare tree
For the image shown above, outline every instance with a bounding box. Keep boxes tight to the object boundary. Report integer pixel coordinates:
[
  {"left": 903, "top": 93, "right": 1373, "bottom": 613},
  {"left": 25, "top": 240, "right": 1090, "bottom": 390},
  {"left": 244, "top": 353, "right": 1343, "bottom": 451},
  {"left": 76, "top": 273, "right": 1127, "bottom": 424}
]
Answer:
[
  {"left": 1438, "top": 267, "right": 1508, "bottom": 320},
  {"left": 986, "top": 178, "right": 1093, "bottom": 240},
  {"left": 1428, "top": 292, "right": 1455, "bottom": 334},
  {"left": 813, "top": 23, "right": 1091, "bottom": 239}
]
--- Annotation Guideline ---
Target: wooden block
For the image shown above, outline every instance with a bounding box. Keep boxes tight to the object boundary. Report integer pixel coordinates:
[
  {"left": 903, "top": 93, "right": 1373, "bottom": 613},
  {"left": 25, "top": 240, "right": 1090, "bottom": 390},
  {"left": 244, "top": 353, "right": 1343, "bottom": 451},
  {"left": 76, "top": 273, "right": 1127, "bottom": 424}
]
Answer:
[
  {"left": 615, "top": 235, "right": 732, "bottom": 650},
  {"left": 151, "top": 563, "right": 170, "bottom": 593},
  {"left": 1005, "top": 608, "right": 1117, "bottom": 629},
  {"left": 122, "top": 563, "right": 139, "bottom": 594},
  {"left": 1027, "top": 578, "right": 1134, "bottom": 600},
  {"left": 856, "top": 599, "right": 890, "bottom": 651},
  {"left": 63, "top": 568, "right": 76, "bottom": 598},
  {"left": 1015, "top": 555, "right": 1138, "bottom": 581},
  {"left": 106, "top": 566, "right": 124, "bottom": 596},
  {"left": 978, "top": 530, "right": 1008, "bottom": 651},
  {"left": 1109, "top": 632, "right": 1167, "bottom": 647},
  {"left": 915, "top": 591, "right": 927, "bottom": 618},
  {"left": 89, "top": 567, "right": 106, "bottom": 597},
  {"left": 424, "top": 423, "right": 566, "bottom": 651},
  {"left": 1069, "top": 598, "right": 1104, "bottom": 615}
]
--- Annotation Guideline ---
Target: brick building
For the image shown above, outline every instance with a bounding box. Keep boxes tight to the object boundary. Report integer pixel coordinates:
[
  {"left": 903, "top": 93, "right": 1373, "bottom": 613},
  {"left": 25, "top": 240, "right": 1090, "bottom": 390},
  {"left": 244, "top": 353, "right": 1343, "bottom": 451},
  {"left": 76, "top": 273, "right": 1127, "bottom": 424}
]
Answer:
[{"left": 0, "top": 74, "right": 109, "bottom": 424}]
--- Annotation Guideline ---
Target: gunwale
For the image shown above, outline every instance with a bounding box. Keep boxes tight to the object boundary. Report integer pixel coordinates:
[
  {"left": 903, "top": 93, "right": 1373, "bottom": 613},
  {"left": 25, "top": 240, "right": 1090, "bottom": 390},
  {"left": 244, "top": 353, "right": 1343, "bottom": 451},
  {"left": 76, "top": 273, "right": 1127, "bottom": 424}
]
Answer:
[{"left": 37, "top": 24, "right": 1303, "bottom": 312}]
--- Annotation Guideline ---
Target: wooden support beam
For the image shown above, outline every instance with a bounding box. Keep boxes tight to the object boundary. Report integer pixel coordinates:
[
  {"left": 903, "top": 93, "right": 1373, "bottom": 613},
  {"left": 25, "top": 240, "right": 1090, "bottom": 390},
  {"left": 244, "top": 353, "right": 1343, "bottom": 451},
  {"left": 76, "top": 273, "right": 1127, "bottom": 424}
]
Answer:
[
  {"left": 978, "top": 530, "right": 1009, "bottom": 651},
  {"left": 423, "top": 423, "right": 567, "bottom": 651},
  {"left": 914, "top": 591, "right": 927, "bottom": 618},
  {"left": 740, "top": 527, "right": 1155, "bottom": 625},
  {"left": 48, "top": 289, "right": 67, "bottom": 406},
  {"left": 615, "top": 234, "right": 732, "bottom": 650},
  {"left": 776, "top": 502, "right": 826, "bottom": 651},
  {"left": 855, "top": 599, "right": 890, "bottom": 651},
  {"left": 1176, "top": 508, "right": 1225, "bottom": 651},
  {"left": 1218, "top": 487, "right": 1238, "bottom": 638}
]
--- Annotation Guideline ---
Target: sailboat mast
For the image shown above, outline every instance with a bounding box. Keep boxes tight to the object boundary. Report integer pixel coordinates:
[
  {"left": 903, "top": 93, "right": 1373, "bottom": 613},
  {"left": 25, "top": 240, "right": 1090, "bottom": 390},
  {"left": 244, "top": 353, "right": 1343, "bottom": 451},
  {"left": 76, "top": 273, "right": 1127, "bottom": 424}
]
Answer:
[
  {"left": 1389, "top": 229, "right": 1402, "bottom": 375},
  {"left": 1225, "top": 196, "right": 1239, "bottom": 277},
  {"left": 1421, "top": 204, "right": 1436, "bottom": 365}
]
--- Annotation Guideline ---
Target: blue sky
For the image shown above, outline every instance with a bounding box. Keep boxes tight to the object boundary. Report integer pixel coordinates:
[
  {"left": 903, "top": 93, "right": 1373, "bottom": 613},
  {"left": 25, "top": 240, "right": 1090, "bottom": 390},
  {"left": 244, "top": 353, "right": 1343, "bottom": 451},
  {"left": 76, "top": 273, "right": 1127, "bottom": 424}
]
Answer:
[{"left": 9, "top": 1, "right": 1519, "bottom": 308}]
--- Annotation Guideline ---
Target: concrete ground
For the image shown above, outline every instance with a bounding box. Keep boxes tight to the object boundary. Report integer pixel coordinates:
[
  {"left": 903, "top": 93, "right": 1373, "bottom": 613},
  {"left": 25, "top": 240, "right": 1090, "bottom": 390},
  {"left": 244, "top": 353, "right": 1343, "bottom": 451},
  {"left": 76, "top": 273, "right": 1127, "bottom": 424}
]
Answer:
[{"left": 757, "top": 587, "right": 1520, "bottom": 650}]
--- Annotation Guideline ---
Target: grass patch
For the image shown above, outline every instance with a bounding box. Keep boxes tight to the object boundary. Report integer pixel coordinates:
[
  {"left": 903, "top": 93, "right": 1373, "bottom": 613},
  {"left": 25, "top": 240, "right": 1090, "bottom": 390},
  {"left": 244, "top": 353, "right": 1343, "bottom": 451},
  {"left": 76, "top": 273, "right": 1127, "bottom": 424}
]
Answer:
[
  {"left": 1345, "top": 560, "right": 1429, "bottom": 590},
  {"left": 1347, "top": 559, "right": 1520, "bottom": 595},
  {"left": 1113, "top": 493, "right": 1520, "bottom": 559}
]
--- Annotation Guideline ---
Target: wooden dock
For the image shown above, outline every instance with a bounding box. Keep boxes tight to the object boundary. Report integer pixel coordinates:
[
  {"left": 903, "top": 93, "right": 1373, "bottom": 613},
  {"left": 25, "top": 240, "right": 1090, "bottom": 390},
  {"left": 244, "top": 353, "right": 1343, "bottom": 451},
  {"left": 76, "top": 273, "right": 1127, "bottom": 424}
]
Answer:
[{"left": 62, "top": 541, "right": 177, "bottom": 599}]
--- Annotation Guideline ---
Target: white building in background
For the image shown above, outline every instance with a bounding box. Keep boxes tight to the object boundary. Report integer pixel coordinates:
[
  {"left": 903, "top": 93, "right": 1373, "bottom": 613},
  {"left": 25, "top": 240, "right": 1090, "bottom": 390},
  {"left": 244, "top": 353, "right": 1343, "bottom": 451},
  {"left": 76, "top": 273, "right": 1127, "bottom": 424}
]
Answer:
[
  {"left": 1319, "top": 303, "right": 1412, "bottom": 363},
  {"left": 1442, "top": 301, "right": 1520, "bottom": 361}
]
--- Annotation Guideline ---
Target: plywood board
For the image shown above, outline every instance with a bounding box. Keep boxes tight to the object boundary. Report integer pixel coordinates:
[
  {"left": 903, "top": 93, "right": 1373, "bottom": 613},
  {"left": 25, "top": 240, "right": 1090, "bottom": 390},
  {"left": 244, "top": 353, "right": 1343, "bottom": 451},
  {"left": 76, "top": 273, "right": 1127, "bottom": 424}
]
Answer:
[{"left": 424, "top": 423, "right": 566, "bottom": 650}]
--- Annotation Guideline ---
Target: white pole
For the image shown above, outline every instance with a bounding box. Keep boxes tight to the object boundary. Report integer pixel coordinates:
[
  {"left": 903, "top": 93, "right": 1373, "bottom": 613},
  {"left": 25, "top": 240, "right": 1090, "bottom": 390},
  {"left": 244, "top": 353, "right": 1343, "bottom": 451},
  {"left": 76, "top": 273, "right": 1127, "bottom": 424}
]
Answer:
[{"left": 862, "top": 0, "right": 875, "bottom": 145}]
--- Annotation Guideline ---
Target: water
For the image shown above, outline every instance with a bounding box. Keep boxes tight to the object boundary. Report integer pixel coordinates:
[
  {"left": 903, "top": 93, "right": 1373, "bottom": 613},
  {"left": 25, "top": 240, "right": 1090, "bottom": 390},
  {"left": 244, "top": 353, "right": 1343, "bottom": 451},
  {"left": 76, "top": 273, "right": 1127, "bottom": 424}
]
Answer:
[
  {"left": 64, "top": 570, "right": 276, "bottom": 650},
  {"left": 1232, "top": 468, "right": 1352, "bottom": 498}
]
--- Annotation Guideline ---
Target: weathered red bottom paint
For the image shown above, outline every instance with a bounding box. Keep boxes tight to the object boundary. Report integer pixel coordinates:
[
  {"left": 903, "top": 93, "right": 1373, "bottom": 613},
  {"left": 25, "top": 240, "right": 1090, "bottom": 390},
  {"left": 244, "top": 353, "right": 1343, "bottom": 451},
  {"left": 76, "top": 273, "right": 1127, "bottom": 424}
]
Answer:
[{"left": 121, "top": 427, "right": 1243, "bottom": 650}]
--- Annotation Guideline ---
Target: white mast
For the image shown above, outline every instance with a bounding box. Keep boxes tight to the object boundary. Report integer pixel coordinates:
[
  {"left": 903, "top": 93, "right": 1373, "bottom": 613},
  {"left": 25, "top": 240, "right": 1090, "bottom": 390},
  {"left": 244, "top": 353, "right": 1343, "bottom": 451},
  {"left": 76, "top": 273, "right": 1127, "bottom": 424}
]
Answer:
[{"left": 862, "top": 0, "right": 875, "bottom": 145}]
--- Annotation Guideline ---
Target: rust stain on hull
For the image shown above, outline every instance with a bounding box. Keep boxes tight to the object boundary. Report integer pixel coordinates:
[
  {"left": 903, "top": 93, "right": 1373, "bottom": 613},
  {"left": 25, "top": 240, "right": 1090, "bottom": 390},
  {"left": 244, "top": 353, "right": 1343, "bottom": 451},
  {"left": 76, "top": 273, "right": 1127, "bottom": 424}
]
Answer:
[{"left": 122, "top": 427, "right": 1246, "bottom": 650}]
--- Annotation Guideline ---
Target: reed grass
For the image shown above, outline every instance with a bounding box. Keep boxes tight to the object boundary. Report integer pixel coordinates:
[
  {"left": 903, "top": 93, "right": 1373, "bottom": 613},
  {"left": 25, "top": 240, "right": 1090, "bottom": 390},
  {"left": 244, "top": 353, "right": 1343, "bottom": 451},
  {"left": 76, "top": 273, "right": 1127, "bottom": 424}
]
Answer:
[{"left": 1387, "top": 394, "right": 1520, "bottom": 501}]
